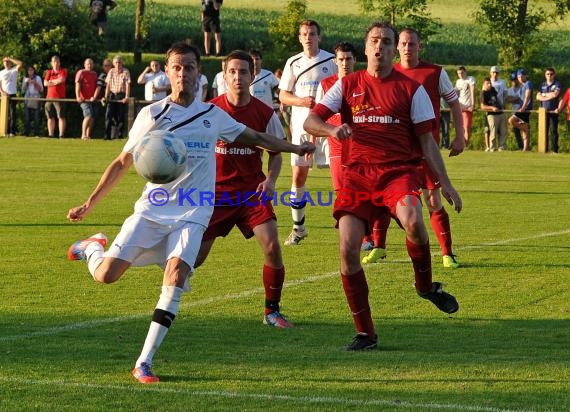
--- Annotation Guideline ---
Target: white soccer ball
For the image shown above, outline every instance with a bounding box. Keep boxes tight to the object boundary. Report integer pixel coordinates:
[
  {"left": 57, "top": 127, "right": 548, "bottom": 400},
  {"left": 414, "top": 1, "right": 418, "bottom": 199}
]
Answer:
[{"left": 133, "top": 130, "right": 187, "bottom": 184}]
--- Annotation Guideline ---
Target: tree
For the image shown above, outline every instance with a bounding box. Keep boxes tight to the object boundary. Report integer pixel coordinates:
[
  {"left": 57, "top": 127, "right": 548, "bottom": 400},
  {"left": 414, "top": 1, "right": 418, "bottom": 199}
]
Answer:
[
  {"left": 356, "top": 0, "right": 441, "bottom": 43},
  {"left": 0, "top": 0, "right": 105, "bottom": 72},
  {"left": 475, "top": 0, "right": 570, "bottom": 67},
  {"left": 268, "top": 0, "right": 307, "bottom": 59}
]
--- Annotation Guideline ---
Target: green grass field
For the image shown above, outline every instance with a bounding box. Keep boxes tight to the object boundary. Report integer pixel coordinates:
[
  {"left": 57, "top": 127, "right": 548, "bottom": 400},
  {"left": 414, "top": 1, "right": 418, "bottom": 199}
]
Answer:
[{"left": 0, "top": 137, "right": 569, "bottom": 411}]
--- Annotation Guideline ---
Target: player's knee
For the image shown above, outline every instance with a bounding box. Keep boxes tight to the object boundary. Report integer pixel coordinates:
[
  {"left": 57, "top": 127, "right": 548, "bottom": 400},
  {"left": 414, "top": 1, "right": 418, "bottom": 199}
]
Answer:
[{"left": 93, "top": 267, "right": 121, "bottom": 284}]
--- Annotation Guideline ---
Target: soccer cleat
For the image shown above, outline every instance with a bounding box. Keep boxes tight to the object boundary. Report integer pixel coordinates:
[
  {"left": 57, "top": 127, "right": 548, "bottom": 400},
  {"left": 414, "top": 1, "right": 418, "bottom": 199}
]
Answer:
[
  {"left": 67, "top": 233, "right": 108, "bottom": 260},
  {"left": 418, "top": 282, "right": 459, "bottom": 314},
  {"left": 283, "top": 228, "right": 308, "bottom": 246},
  {"left": 442, "top": 254, "right": 459, "bottom": 269},
  {"left": 132, "top": 362, "right": 159, "bottom": 384},
  {"left": 361, "top": 239, "right": 374, "bottom": 251},
  {"left": 263, "top": 311, "right": 294, "bottom": 328},
  {"left": 362, "top": 248, "right": 387, "bottom": 264},
  {"left": 345, "top": 333, "right": 378, "bottom": 351}
]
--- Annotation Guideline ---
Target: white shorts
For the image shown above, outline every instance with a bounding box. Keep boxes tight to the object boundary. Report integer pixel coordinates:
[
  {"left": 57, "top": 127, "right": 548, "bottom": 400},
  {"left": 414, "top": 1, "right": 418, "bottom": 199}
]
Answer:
[
  {"left": 105, "top": 214, "right": 206, "bottom": 271},
  {"left": 290, "top": 133, "right": 330, "bottom": 168}
]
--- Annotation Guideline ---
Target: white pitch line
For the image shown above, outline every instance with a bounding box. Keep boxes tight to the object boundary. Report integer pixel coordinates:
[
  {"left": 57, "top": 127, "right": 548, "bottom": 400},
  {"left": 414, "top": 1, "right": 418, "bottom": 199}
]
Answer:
[
  {"left": 1, "top": 228, "right": 569, "bottom": 343},
  {"left": 0, "top": 376, "right": 542, "bottom": 412}
]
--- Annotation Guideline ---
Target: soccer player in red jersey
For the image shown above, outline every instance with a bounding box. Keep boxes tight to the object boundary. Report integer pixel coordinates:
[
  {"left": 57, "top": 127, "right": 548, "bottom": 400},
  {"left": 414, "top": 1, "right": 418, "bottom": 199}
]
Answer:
[
  {"left": 363, "top": 27, "right": 465, "bottom": 267},
  {"left": 194, "top": 50, "right": 293, "bottom": 328},
  {"left": 304, "top": 21, "right": 462, "bottom": 350}
]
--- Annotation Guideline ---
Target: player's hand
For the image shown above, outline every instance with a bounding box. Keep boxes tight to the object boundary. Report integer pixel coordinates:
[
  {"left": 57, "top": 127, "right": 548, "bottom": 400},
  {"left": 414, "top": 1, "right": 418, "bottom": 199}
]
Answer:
[
  {"left": 67, "top": 204, "right": 90, "bottom": 223},
  {"left": 334, "top": 123, "right": 352, "bottom": 140},
  {"left": 301, "top": 96, "right": 315, "bottom": 109},
  {"left": 256, "top": 179, "right": 276, "bottom": 201},
  {"left": 441, "top": 185, "right": 462, "bottom": 213},
  {"left": 297, "top": 141, "right": 316, "bottom": 157},
  {"left": 448, "top": 136, "right": 465, "bottom": 157}
]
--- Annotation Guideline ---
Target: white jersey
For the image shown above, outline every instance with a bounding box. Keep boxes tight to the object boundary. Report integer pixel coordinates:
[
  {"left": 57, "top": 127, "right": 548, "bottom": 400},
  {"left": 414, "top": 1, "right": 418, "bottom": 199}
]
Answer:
[
  {"left": 194, "top": 74, "right": 209, "bottom": 101},
  {"left": 279, "top": 49, "right": 337, "bottom": 138},
  {"left": 250, "top": 68, "right": 279, "bottom": 108},
  {"left": 124, "top": 97, "right": 246, "bottom": 226},
  {"left": 142, "top": 70, "right": 170, "bottom": 101},
  {"left": 211, "top": 71, "right": 228, "bottom": 96}
]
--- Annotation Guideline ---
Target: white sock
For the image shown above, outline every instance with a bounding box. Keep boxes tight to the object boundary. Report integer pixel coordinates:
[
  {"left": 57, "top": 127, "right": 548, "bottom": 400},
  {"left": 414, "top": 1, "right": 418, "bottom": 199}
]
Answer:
[
  {"left": 290, "top": 185, "right": 306, "bottom": 231},
  {"left": 85, "top": 242, "right": 104, "bottom": 280},
  {"left": 135, "top": 286, "right": 183, "bottom": 368}
]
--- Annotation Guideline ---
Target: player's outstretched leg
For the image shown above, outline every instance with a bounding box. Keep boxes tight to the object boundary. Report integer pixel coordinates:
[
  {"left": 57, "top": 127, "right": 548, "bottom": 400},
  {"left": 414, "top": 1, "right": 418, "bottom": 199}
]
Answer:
[
  {"left": 67, "top": 233, "right": 107, "bottom": 261},
  {"left": 262, "top": 265, "right": 293, "bottom": 328}
]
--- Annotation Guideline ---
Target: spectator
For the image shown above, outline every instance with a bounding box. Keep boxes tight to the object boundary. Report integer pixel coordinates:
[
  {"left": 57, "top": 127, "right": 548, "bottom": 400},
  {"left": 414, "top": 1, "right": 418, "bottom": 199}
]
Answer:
[
  {"left": 303, "top": 21, "right": 461, "bottom": 351},
  {"left": 489, "top": 66, "right": 508, "bottom": 151},
  {"left": 0, "top": 56, "right": 24, "bottom": 136},
  {"left": 506, "top": 72, "right": 523, "bottom": 150},
  {"left": 201, "top": 0, "right": 223, "bottom": 56},
  {"left": 89, "top": 0, "right": 117, "bottom": 36},
  {"left": 249, "top": 49, "right": 280, "bottom": 108},
  {"left": 75, "top": 58, "right": 99, "bottom": 140},
  {"left": 278, "top": 19, "right": 338, "bottom": 246},
  {"left": 554, "top": 86, "right": 570, "bottom": 134},
  {"left": 103, "top": 55, "right": 130, "bottom": 140},
  {"left": 509, "top": 68, "right": 532, "bottom": 152},
  {"left": 480, "top": 77, "right": 506, "bottom": 152},
  {"left": 22, "top": 66, "right": 44, "bottom": 137},
  {"left": 137, "top": 60, "right": 170, "bottom": 102},
  {"left": 455, "top": 66, "right": 476, "bottom": 144},
  {"left": 536, "top": 67, "right": 561, "bottom": 153},
  {"left": 210, "top": 60, "right": 227, "bottom": 98},
  {"left": 44, "top": 55, "right": 68, "bottom": 138},
  {"left": 94, "top": 58, "right": 112, "bottom": 138}
]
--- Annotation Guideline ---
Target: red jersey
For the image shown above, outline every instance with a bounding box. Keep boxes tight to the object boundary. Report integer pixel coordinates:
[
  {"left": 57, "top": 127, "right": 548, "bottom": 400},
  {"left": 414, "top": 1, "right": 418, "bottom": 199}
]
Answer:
[
  {"left": 394, "top": 61, "right": 456, "bottom": 144},
  {"left": 75, "top": 69, "right": 98, "bottom": 100},
  {"left": 44, "top": 68, "right": 68, "bottom": 99},
  {"left": 319, "top": 74, "right": 345, "bottom": 158},
  {"left": 210, "top": 95, "right": 277, "bottom": 201},
  {"left": 313, "top": 69, "right": 435, "bottom": 166},
  {"left": 561, "top": 88, "right": 570, "bottom": 121}
]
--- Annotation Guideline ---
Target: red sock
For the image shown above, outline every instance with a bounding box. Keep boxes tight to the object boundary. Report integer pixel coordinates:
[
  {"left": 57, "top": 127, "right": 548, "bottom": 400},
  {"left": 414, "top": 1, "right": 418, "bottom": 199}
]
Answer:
[
  {"left": 263, "top": 265, "right": 285, "bottom": 315},
  {"left": 373, "top": 213, "right": 391, "bottom": 249},
  {"left": 406, "top": 239, "right": 432, "bottom": 293},
  {"left": 341, "top": 269, "right": 375, "bottom": 337},
  {"left": 430, "top": 207, "right": 452, "bottom": 256}
]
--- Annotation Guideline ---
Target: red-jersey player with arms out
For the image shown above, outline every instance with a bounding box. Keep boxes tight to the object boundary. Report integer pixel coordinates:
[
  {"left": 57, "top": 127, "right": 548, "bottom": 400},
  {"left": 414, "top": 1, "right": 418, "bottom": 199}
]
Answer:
[
  {"left": 363, "top": 27, "right": 465, "bottom": 267},
  {"left": 194, "top": 50, "right": 293, "bottom": 328},
  {"left": 304, "top": 21, "right": 462, "bottom": 351}
]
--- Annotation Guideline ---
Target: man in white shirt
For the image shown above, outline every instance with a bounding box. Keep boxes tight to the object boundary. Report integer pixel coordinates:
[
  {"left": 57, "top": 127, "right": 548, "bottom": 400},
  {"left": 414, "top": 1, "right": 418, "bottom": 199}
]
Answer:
[
  {"left": 278, "top": 19, "right": 337, "bottom": 246},
  {"left": 137, "top": 60, "right": 170, "bottom": 101},
  {"left": 249, "top": 48, "right": 279, "bottom": 108},
  {"left": 0, "top": 56, "right": 23, "bottom": 136}
]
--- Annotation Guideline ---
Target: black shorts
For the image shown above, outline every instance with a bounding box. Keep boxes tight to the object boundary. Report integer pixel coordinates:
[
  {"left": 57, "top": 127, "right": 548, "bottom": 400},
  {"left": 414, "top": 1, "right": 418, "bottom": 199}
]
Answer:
[
  {"left": 202, "top": 15, "right": 221, "bottom": 33},
  {"left": 514, "top": 112, "right": 530, "bottom": 124}
]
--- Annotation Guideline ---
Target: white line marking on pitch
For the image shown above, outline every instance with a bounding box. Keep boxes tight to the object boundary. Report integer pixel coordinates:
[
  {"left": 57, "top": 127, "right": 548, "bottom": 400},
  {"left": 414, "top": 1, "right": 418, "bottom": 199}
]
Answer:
[
  {"left": 1, "top": 228, "right": 569, "bottom": 343},
  {"left": 0, "top": 376, "right": 539, "bottom": 412}
]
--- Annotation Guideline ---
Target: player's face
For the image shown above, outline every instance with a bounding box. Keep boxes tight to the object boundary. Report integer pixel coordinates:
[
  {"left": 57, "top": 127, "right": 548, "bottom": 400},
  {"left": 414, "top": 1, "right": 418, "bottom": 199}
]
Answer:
[
  {"left": 335, "top": 51, "right": 355, "bottom": 77},
  {"left": 250, "top": 54, "right": 262, "bottom": 73},
  {"left": 166, "top": 52, "right": 199, "bottom": 97},
  {"left": 483, "top": 80, "right": 491, "bottom": 90},
  {"left": 299, "top": 25, "right": 320, "bottom": 54},
  {"left": 365, "top": 27, "right": 395, "bottom": 69},
  {"left": 224, "top": 58, "right": 252, "bottom": 95},
  {"left": 84, "top": 59, "right": 93, "bottom": 70},
  {"left": 397, "top": 31, "right": 420, "bottom": 65},
  {"left": 150, "top": 61, "right": 160, "bottom": 72}
]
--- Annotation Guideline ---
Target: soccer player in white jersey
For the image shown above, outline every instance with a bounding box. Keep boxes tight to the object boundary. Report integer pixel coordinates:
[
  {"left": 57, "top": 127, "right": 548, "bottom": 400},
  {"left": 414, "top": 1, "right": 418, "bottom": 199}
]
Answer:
[
  {"left": 248, "top": 48, "right": 280, "bottom": 108},
  {"left": 278, "top": 19, "right": 338, "bottom": 246},
  {"left": 66, "top": 42, "right": 315, "bottom": 384}
]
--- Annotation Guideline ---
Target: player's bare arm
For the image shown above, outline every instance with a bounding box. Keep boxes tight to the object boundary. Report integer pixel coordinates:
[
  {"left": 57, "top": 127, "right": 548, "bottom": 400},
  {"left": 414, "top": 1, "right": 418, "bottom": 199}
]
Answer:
[
  {"left": 278, "top": 89, "right": 315, "bottom": 108},
  {"left": 236, "top": 127, "right": 316, "bottom": 156},
  {"left": 257, "top": 152, "right": 282, "bottom": 199},
  {"left": 67, "top": 152, "right": 133, "bottom": 222},
  {"left": 448, "top": 99, "right": 465, "bottom": 157},
  {"left": 304, "top": 113, "right": 352, "bottom": 141},
  {"left": 419, "top": 132, "right": 462, "bottom": 213}
]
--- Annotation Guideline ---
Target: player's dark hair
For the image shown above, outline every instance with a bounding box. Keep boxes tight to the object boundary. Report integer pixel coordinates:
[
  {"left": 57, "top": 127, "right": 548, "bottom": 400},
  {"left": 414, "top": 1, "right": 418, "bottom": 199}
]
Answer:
[
  {"left": 300, "top": 19, "right": 321, "bottom": 35},
  {"left": 249, "top": 48, "right": 262, "bottom": 59},
  {"left": 545, "top": 67, "right": 555, "bottom": 73},
  {"left": 166, "top": 42, "right": 201, "bottom": 66},
  {"left": 224, "top": 50, "right": 254, "bottom": 75},
  {"left": 399, "top": 27, "right": 421, "bottom": 43},
  {"left": 364, "top": 21, "right": 397, "bottom": 44},
  {"left": 334, "top": 41, "right": 357, "bottom": 58}
]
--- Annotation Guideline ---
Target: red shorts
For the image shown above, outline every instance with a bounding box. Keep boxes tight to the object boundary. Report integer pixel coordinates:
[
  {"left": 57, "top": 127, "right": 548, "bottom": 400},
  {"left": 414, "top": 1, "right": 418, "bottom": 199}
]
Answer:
[
  {"left": 417, "top": 159, "right": 441, "bottom": 190},
  {"left": 333, "top": 163, "right": 422, "bottom": 229},
  {"left": 203, "top": 201, "right": 276, "bottom": 240}
]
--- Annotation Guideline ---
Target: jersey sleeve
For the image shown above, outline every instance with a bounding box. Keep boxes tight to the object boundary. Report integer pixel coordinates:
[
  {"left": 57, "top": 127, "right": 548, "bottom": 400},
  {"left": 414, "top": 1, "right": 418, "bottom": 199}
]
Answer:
[
  {"left": 215, "top": 107, "right": 248, "bottom": 143},
  {"left": 439, "top": 68, "right": 458, "bottom": 103},
  {"left": 278, "top": 57, "right": 296, "bottom": 93},
  {"left": 318, "top": 79, "right": 342, "bottom": 114},
  {"left": 123, "top": 106, "right": 154, "bottom": 153},
  {"left": 411, "top": 85, "right": 435, "bottom": 137},
  {"left": 265, "top": 112, "right": 286, "bottom": 139}
]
